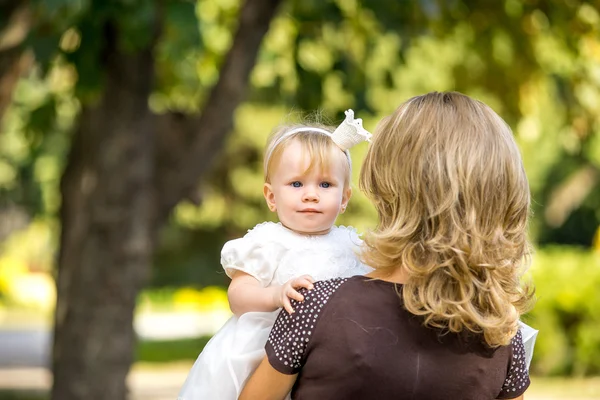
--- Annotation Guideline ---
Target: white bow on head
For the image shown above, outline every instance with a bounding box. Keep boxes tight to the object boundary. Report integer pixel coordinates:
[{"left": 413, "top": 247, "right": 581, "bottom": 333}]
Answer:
[
  {"left": 264, "top": 109, "right": 372, "bottom": 165},
  {"left": 329, "top": 109, "right": 372, "bottom": 151}
]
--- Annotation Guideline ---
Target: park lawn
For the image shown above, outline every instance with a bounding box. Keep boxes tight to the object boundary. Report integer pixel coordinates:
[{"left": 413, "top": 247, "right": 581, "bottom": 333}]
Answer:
[
  {"left": 3, "top": 336, "right": 599, "bottom": 399},
  {"left": 1, "top": 375, "right": 600, "bottom": 399},
  {"left": 135, "top": 335, "right": 211, "bottom": 363},
  {"left": 529, "top": 376, "right": 600, "bottom": 399},
  {"left": 0, "top": 393, "right": 45, "bottom": 400},
  {"left": 134, "top": 336, "right": 600, "bottom": 398}
]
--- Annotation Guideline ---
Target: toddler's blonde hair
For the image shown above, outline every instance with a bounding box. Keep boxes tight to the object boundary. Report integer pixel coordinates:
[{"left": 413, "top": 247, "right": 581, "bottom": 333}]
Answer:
[
  {"left": 360, "top": 92, "right": 534, "bottom": 347},
  {"left": 264, "top": 124, "right": 352, "bottom": 189}
]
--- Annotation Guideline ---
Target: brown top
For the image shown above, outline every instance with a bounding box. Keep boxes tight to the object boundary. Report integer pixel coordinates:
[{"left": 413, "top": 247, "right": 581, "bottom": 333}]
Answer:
[{"left": 266, "top": 276, "right": 530, "bottom": 400}]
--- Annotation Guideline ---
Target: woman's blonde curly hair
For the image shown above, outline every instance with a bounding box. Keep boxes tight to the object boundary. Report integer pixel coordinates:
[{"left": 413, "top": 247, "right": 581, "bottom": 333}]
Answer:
[{"left": 359, "top": 92, "right": 535, "bottom": 347}]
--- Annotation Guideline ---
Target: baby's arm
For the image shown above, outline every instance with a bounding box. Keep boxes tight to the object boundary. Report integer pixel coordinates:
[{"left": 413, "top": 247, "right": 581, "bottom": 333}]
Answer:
[{"left": 227, "top": 271, "right": 314, "bottom": 316}]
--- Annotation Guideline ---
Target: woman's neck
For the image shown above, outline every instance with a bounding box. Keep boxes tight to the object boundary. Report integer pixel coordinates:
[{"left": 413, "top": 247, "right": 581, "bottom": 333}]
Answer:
[{"left": 365, "top": 267, "right": 409, "bottom": 284}]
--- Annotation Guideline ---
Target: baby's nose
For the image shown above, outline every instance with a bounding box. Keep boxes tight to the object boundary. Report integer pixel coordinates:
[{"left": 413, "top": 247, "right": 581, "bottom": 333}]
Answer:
[{"left": 302, "top": 190, "right": 319, "bottom": 202}]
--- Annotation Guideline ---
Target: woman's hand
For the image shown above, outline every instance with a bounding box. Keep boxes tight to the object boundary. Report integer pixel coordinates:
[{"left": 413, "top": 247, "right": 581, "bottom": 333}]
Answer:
[{"left": 274, "top": 275, "right": 315, "bottom": 314}]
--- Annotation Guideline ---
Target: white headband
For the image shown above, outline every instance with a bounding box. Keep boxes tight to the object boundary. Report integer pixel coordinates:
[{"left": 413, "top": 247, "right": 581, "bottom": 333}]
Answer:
[{"left": 265, "top": 109, "right": 372, "bottom": 166}]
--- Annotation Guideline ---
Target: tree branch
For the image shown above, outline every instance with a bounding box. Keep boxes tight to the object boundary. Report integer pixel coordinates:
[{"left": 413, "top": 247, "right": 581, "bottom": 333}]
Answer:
[
  {"left": 156, "top": 0, "right": 283, "bottom": 219},
  {"left": 0, "top": 0, "right": 31, "bottom": 125}
]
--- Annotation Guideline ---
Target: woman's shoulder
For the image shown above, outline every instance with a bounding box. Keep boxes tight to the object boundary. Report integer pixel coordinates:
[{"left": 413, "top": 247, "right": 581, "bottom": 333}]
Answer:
[
  {"left": 266, "top": 277, "right": 355, "bottom": 374},
  {"left": 294, "top": 276, "right": 367, "bottom": 310},
  {"left": 497, "top": 329, "right": 530, "bottom": 398},
  {"left": 278, "top": 276, "right": 359, "bottom": 322},
  {"left": 266, "top": 276, "right": 385, "bottom": 374},
  {"left": 305, "top": 277, "right": 353, "bottom": 297}
]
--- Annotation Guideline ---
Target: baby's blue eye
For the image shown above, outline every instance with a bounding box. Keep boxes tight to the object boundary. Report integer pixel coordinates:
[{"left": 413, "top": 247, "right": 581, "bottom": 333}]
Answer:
[
  {"left": 291, "top": 181, "right": 302, "bottom": 188},
  {"left": 320, "top": 182, "right": 331, "bottom": 188}
]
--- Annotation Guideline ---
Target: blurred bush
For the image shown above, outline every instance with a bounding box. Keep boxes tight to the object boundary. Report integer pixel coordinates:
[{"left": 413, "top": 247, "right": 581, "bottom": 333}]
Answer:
[
  {"left": 0, "top": 220, "right": 55, "bottom": 312},
  {"left": 137, "top": 285, "right": 229, "bottom": 314},
  {"left": 528, "top": 245, "right": 600, "bottom": 376}
]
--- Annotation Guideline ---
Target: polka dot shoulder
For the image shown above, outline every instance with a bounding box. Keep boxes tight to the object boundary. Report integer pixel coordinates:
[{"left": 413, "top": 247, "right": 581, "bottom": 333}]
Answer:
[
  {"left": 497, "top": 329, "right": 531, "bottom": 399},
  {"left": 265, "top": 278, "right": 348, "bottom": 374}
]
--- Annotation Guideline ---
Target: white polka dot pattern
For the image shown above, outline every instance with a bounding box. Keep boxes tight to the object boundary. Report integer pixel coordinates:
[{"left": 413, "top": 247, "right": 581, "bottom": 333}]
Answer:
[
  {"left": 497, "top": 329, "right": 531, "bottom": 398},
  {"left": 266, "top": 278, "right": 348, "bottom": 374}
]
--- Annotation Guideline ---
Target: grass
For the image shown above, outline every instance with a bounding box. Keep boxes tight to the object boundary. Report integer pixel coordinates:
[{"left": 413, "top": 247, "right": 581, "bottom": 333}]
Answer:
[
  {"left": 134, "top": 335, "right": 600, "bottom": 398},
  {"left": 135, "top": 337, "right": 600, "bottom": 398},
  {"left": 529, "top": 376, "right": 600, "bottom": 398},
  {"left": 135, "top": 336, "right": 212, "bottom": 363},
  {"left": 1, "top": 376, "right": 600, "bottom": 399},
  {"left": 2, "top": 335, "right": 600, "bottom": 399},
  {"left": 0, "top": 392, "right": 46, "bottom": 400}
]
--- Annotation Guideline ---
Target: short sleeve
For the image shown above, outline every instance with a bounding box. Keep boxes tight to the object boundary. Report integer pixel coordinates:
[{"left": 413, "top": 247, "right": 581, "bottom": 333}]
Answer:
[
  {"left": 496, "top": 329, "right": 531, "bottom": 399},
  {"left": 220, "top": 223, "right": 286, "bottom": 286},
  {"left": 518, "top": 321, "right": 538, "bottom": 370},
  {"left": 265, "top": 278, "right": 348, "bottom": 375}
]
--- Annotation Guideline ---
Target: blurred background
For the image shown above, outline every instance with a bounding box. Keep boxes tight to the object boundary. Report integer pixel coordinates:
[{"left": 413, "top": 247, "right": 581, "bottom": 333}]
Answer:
[{"left": 1, "top": 0, "right": 600, "bottom": 399}]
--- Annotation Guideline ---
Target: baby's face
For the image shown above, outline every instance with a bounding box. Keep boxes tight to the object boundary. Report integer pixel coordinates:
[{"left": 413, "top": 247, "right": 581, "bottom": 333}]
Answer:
[{"left": 264, "top": 139, "right": 350, "bottom": 235}]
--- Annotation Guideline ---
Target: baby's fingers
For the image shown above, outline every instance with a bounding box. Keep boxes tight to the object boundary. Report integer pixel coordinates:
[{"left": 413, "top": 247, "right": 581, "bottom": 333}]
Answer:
[
  {"left": 294, "top": 275, "right": 315, "bottom": 290},
  {"left": 287, "top": 287, "right": 305, "bottom": 303},
  {"left": 282, "top": 297, "right": 295, "bottom": 314}
]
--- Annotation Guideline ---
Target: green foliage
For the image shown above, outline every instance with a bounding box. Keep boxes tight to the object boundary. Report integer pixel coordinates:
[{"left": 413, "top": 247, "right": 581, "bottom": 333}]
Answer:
[
  {"left": 0, "top": 62, "right": 74, "bottom": 216},
  {"left": 153, "top": 0, "right": 239, "bottom": 112},
  {"left": 152, "top": 226, "right": 231, "bottom": 288},
  {"left": 2, "top": 0, "right": 600, "bottom": 379},
  {"left": 5, "top": 0, "right": 599, "bottom": 243},
  {"left": 29, "top": 0, "right": 89, "bottom": 73},
  {"left": 528, "top": 247, "right": 600, "bottom": 376}
]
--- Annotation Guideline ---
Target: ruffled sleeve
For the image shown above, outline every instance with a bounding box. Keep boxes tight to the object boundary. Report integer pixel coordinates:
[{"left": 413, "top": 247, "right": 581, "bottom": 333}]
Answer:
[{"left": 220, "top": 222, "right": 286, "bottom": 287}]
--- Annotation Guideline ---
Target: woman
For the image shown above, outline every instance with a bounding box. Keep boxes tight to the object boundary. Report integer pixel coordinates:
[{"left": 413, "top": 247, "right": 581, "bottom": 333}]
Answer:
[{"left": 240, "top": 92, "right": 534, "bottom": 400}]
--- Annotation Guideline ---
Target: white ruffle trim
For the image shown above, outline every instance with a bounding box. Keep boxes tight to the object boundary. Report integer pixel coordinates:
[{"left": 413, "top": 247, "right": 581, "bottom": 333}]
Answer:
[{"left": 245, "top": 221, "right": 362, "bottom": 248}]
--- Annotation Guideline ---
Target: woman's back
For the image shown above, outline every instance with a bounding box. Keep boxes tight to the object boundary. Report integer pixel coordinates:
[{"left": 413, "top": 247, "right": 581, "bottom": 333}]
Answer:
[
  {"left": 243, "top": 92, "right": 533, "bottom": 400},
  {"left": 266, "top": 276, "right": 529, "bottom": 400}
]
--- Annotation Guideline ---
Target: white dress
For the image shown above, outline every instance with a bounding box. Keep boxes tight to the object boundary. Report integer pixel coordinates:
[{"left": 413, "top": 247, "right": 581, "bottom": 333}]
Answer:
[
  {"left": 519, "top": 321, "right": 538, "bottom": 370},
  {"left": 178, "top": 222, "right": 372, "bottom": 400}
]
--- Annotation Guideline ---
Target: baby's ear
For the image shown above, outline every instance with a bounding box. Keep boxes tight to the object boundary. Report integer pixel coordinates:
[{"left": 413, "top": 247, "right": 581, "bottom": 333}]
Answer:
[
  {"left": 342, "top": 187, "right": 352, "bottom": 207},
  {"left": 263, "top": 183, "right": 277, "bottom": 212}
]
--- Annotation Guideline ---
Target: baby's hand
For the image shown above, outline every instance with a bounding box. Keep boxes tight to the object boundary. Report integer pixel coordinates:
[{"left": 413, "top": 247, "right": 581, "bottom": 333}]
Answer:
[{"left": 275, "top": 275, "right": 315, "bottom": 314}]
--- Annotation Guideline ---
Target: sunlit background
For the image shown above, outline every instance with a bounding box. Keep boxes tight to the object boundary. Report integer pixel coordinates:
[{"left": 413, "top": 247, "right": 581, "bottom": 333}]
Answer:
[{"left": 1, "top": 0, "right": 600, "bottom": 398}]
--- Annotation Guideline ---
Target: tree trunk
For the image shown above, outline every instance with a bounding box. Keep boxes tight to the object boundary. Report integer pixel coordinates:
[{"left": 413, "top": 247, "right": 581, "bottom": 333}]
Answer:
[
  {"left": 51, "top": 0, "right": 282, "bottom": 399},
  {"left": 51, "top": 19, "right": 158, "bottom": 400}
]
